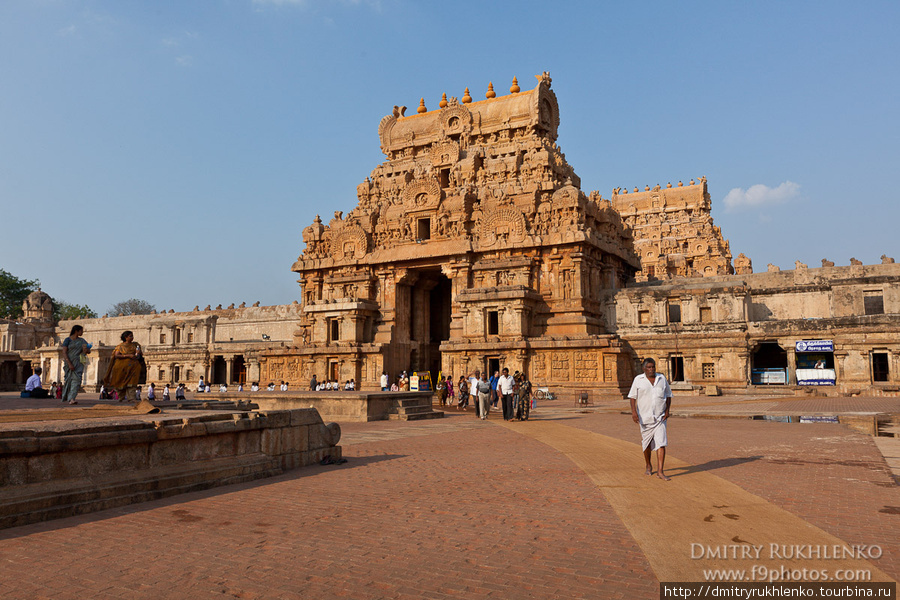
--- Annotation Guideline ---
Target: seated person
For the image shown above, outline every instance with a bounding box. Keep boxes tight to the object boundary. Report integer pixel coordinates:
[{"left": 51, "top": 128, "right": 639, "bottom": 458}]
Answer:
[{"left": 24, "top": 367, "right": 50, "bottom": 398}]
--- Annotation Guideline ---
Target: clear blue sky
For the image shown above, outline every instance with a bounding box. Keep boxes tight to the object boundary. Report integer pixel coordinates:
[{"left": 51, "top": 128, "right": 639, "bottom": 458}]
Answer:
[{"left": 2, "top": 1, "right": 898, "bottom": 314}]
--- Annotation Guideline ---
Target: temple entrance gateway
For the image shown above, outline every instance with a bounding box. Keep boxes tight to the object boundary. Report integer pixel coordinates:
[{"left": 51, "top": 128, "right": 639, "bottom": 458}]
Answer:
[{"left": 285, "top": 73, "right": 640, "bottom": 393}]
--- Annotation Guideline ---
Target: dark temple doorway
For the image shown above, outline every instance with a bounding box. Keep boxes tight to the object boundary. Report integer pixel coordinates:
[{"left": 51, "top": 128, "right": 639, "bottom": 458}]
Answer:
[{"left": 401, "top": 269, "right": 452, "bottom": 380}]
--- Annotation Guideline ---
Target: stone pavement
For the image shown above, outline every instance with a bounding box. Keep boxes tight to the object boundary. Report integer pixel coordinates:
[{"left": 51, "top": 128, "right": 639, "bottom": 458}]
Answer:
[{"left": 0, "top": 400, "right": 898, "bottom": 599}]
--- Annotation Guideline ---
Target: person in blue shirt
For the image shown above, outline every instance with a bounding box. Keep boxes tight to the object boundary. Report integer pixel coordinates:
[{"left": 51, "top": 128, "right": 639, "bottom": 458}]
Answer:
[
  {"left": 489, "top": 370, "right": 500, "bottom": 408},
  {"left": 24, "top": 367, "right": 49, "bottom": 398}
]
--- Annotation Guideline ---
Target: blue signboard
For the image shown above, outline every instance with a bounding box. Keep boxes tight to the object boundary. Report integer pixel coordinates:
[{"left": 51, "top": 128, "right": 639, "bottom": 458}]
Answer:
[{"left": 795, "top": 340, "right": 834, "bottom": 353}]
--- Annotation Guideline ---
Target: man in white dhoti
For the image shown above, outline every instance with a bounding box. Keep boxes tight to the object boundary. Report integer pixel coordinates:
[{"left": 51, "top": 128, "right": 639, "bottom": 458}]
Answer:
[{"left": 628, "top": 358, "right": 673, "bottom": 481}]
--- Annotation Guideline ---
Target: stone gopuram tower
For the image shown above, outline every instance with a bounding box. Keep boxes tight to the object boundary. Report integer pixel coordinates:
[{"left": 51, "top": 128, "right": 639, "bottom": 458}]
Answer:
[{"left": 272, "top": 74, "right": 641, "bottom": 392}]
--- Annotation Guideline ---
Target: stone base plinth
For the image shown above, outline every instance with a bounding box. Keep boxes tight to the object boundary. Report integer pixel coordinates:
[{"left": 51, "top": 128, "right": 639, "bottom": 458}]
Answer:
[
  {"left": 203, "top": 391, "right": 443, "bottom": 422},
  {"left": 0, "top": 408, "right": 341, "bottom": 529}
]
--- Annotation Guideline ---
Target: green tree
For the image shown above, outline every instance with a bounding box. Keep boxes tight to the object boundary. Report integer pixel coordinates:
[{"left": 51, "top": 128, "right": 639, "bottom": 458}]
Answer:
[
  {"left": 108, "top": 298, "right": 155, "bottom": 316},
  {"left": 0, "top": 269, "right": 38, "bottom": 319},
  {"left": 53, "top": 300, "right": 98, "bottom": 321}
]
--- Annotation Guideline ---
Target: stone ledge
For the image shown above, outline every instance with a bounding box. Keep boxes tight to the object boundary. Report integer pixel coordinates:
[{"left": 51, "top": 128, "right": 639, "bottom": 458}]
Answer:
[{"left": 0, "top": 408, "right": 341, "bottom": 529}]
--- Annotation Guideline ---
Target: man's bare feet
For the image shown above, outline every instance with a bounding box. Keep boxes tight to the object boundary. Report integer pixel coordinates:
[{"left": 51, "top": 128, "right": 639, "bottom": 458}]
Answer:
[
  {"left": 644, "top": 467, "right": 653, "bottom": 476},
  {"left": 656, "top": 472, "right": 671, "bottom": 481}
]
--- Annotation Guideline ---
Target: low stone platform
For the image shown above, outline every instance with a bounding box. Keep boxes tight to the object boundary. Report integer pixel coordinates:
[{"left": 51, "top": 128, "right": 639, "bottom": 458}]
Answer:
[
  {"left": 0, "top": 408, "right": 341, "bottom": 530},
  {"left": 203, "top": 390, "right": 444, "bottom": 422}
]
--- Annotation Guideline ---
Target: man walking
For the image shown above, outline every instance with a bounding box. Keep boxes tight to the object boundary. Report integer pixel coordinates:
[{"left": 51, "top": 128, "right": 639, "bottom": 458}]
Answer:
[
  {"left": 628, "top": 358, "right": 673, "bottom": 481},
  {"left": 476, "top": 372, "right": 491, "bottom": 420},
  {"left": 469, "top": 370, "right": 480, "bottom": 417},
  {"left": 497, "top": 367, "right": 515, "bottom": 421}
]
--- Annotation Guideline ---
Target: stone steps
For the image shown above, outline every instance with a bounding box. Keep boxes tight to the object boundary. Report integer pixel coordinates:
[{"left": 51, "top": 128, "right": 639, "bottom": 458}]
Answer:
[{"left": 387, "top": 396, "right": 444, "bottom": 421}]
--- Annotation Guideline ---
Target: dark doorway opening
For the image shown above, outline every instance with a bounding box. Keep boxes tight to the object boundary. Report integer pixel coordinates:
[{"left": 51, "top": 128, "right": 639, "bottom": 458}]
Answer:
[
  {"left": 212, "top": 356, "right": 226, "bottom": 384},
  {"left": 487, "top": 357, "right": 500, "bottom": 378},
  {"left": 0, "top": 361, "right": 16, "bottom": 386},
  {"left": 233, "top": 355, "right": 246, "bottom": 384},
  {"left": 669, "top": 356, "right": 685, "bottom": 382},
  {"left": 751, "top": 342, "right": 788, "bottom": 385},
  {"left": 872, "top": 353, "right": 890, "bottom": 382}
]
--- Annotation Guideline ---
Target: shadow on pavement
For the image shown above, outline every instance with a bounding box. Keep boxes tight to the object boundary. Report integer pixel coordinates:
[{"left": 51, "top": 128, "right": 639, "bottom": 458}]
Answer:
[
  {"left": 666, "top": 455, "right": 763, "bottom": 477},
  {"left": 0, "top": 453, "right": 407, "bottom": 540}
]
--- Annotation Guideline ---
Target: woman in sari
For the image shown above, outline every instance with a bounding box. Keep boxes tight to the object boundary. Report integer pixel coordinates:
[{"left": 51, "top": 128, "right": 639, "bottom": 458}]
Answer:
[
  {"left": 457, "top": 375, "right": 468, "bottom": 410},
  {"left": 60, "top": 325, "right": 91, "bottom": 405},
  {"left": 104, "top": 331, "right": 143, "bottom": 404}
]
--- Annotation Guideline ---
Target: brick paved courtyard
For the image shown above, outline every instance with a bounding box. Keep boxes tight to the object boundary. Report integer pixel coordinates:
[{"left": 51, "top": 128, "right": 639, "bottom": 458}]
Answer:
[{"left": 0, "top": 397, "right": 898, "bottom": 599}]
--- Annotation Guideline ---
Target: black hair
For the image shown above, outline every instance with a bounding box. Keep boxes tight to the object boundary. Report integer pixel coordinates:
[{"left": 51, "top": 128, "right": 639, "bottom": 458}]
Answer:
[
  {"left": 120, "top": 330, "right": 133, "bottom": 342},
  {"left": 642, "top": 357, "right": 656, "bottom": 368},
  {"left": 70, "top": 325, "right": 84, "bottom": 336}
]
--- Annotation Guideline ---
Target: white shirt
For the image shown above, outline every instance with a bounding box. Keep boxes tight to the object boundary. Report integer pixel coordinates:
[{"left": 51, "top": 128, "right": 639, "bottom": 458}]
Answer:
[
  {"left": 251, "top": 384, "right": 259, "bottom": 391},
  {"left": 380, "top": 374, "right": 388, "bottom": 388},
  {"left": 497, "top": 374, "right": 515, "bottom": 395},
  {"left": 25, "top": 374, "right": 41, "bottom": 391},
  {"left": 628, "top": 373, "right": 672, "bottom": 426},
  {"left": 468, "top": 376, "right": 479, "bottom": 396}
]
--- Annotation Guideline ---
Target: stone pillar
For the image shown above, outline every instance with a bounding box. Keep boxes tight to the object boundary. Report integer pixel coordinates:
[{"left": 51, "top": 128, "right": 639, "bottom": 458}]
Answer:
[
  {"left": 15, "top": 360, "right": 24, "bottom": 384},
  {"left": 226, "top": 356, "right": 234, "bottom": 384},
  {"left": 248, "top": 357, "right": 260, "bottom": 384},
  {"left": 169, "top": 363, "right": 176, "bottom": 383},
  {"left": 786, "top": 346, "right": 796, "bottom": 385},
  {"left": 834, "top": 351, "right": 848, "bottom": 383}
]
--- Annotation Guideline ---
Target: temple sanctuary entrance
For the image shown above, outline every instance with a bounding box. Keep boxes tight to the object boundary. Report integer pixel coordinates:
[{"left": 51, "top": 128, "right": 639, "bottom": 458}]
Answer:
[
  {"left": 751, "top": 342, "right": 788, "bottom": 385},
  {"left": 400, "top": 269, "right": 452, "bottom": 380}
]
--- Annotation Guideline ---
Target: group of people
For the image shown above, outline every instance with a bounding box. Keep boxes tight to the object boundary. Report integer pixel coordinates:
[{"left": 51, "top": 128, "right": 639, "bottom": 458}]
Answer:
[
  {"left": 436, "top": 368, "right": 532, "bottom": 422},
  {"left": 309, "top": 375, "right": 356, "bottom": 391},
  {"left": 21, "top": 326, "right": 145, "bottom": 406},
  {"left": 379, "top": 371, "right": 411, "bottom": 391}
]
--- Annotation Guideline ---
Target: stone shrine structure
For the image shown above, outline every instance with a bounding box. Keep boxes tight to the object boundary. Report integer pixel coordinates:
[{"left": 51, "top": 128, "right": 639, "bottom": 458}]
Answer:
[{"left": 611, "top": 179, "right": 734, "bottom": 281}]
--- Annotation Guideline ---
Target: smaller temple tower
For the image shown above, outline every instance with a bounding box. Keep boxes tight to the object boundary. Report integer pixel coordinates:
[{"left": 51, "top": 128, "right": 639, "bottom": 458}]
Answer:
[{"left": 22, "top": 289, "right": 53, "bottom": 324}]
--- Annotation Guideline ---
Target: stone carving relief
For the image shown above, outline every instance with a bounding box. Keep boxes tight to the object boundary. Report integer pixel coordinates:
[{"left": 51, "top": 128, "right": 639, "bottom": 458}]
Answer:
[
  {"left": 402, "top": 177, "right": 442, "bottom": 209},
  {"left": 431, "top": 140, "right": 460, "bottom": 167},
  {"left": 332, "top": 225, "right": 369, "bottom": 260},
  {"left": 479, "top": 206, "right": 527, "bottom": 247},
  {"left": 551, "top": 351, "right": 570, "bottom": 381},
  {"left": 439, "top": 99, "right": 473, "bottom": 137},
  {"left": 574, "top": 352, "right": 598, "bottom": 381}
]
